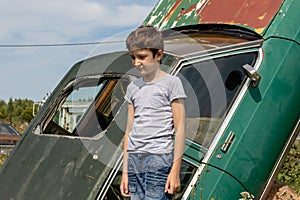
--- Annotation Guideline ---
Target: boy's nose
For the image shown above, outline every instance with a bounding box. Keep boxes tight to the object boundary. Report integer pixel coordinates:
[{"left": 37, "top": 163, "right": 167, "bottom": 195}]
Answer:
[{"left": 133, "top": 60, "right": 141, "bottom": 67}]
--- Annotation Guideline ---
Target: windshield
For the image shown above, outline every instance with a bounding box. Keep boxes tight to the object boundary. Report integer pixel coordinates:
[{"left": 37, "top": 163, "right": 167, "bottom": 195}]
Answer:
[{"left": 0, "top": 123, "right": 19, "bottom": 135}]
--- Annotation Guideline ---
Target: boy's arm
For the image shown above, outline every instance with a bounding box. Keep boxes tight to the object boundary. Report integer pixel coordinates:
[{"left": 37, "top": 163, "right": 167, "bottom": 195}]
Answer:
[
  {"left": 165, "top": 98, "right": 186, "bottom": 194},
  {"left": 120, "top": 103, "right": 134, "bottom": 198}
]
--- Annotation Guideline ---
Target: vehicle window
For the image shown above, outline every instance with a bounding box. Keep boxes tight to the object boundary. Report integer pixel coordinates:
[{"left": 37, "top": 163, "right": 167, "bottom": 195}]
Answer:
[
  {"left": 0, "top": 124, "right": 19, "bottom": 135},
  {"left": 178, "top": 52, "right": 257, "bottom": 147},
  {"left": 42, "top": 77, "right": 129, "bottom": 137}
]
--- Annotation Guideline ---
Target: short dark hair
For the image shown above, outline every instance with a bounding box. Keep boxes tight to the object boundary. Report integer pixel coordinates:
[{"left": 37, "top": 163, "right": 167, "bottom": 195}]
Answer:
[{"left": 126, "top": 25, "right": 164, "bottom": 55}]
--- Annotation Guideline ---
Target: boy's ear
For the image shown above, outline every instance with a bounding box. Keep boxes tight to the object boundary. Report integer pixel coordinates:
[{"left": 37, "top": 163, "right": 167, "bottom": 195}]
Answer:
[{"left": 155, "top": 49, "right": 164, "bottom": 62}]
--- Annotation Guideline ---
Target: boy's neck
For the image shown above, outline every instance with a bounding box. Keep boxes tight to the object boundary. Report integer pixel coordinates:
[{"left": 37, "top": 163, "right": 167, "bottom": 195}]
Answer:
[{"left": 143, "top": 69, "right": 167, "bottom": 83}]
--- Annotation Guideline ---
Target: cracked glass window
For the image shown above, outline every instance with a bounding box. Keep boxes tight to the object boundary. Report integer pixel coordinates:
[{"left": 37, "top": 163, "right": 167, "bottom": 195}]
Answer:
[{"left": 42, "top": 76, "right": 129, "bottom": 137}]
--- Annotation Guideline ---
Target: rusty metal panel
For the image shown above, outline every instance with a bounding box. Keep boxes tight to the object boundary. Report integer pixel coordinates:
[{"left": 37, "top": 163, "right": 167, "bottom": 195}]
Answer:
[
  {"left": 145, "top": 0, "right": 284, "bottom": 34},
  {"left": 199, "top": 0, "right": 284, "bottom": 34}
]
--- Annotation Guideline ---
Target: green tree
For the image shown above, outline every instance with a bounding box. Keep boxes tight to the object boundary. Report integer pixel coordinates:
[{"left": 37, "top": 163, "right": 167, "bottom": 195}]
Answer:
[
  {"left": 21, "top": 107, "right": 33, "bottom": 122},
  {"left": 7, "top": 97, "right": 13, "bottom": 124},
  {"left": 0, "top": 98, "right": 34, "bottom": 132},
  {"left": 0, "top": 100, "right": 7, "bottom": 120}
]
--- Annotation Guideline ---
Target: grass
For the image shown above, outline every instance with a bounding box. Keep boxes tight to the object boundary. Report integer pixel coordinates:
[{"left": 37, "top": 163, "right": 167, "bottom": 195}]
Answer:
[{"left": 277, "top": 140, "right": 300, "bottom": 194}]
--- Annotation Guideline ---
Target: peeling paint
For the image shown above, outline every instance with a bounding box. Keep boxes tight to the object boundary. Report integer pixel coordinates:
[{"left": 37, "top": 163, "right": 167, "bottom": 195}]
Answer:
[
  {"left": 254, "top": 27, "right": 265, "bottom": 34},
  {"left": 258, "top": 13, "right": 267, "bottom": 20},
  {"left": 144, "top": 0, "right": 284, "bottom": 35}
]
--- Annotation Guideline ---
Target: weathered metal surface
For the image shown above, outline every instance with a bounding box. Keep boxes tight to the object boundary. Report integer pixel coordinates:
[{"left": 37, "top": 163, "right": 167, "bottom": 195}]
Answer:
[
  {"left": 264, "top": 0, "right": 300, "bottom": 43},
  {"left": 193, "top": 39, "right": 300, "bottom": 199},
  {"left": 144, "top": 0, "right": 284, "bottom": 34}
]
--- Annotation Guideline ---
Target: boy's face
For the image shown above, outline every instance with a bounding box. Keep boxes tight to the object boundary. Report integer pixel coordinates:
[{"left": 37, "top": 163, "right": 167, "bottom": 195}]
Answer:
[{"left": 129, "top": 49, "right": 163, "bottom": 76}]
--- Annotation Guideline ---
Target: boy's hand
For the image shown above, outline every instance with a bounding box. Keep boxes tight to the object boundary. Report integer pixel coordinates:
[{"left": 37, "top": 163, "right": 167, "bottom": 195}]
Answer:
[
  {"left": 165, "top": 168, "right": 181, "bottom": 194},
  {"left": 120, "top": 172, "right": 131, "bottom": 198}
]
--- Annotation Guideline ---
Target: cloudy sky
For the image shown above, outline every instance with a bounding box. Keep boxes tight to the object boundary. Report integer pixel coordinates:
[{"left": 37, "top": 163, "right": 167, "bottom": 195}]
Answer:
[{"left": 0, "top": 0, "right": 158, "bottom": 102}]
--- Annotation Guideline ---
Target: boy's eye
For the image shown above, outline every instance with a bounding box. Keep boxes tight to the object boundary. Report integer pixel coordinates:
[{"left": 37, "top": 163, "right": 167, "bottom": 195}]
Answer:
[
  {"left": 130, "top": 55, "right": 146, "bottom": 60},
  {"left": 129, "top": 53, "right": 148, "bottom": 61},
  {"left": 137, "top": 55, "right": 147, "bottom": 60}
]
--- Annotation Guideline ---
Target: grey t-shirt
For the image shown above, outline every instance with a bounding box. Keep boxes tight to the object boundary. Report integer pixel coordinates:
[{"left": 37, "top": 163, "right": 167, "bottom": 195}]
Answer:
[{"left": 124, "top": 74, "right": 186, "bottom": 154}]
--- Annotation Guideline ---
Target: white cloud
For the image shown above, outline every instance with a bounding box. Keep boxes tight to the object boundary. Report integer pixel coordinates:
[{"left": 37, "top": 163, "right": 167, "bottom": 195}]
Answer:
[
  {"left": 0, "top": 0, "right": 155, "bottom": 43},
  {"left": 0, "top": 0, "right": 158, "bottom": 101}
]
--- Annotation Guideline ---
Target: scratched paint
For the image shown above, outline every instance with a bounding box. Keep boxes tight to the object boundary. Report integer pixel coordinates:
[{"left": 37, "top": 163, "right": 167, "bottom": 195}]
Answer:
[{"left": 144, "top": 0, "right": 284, "bottom": 34}]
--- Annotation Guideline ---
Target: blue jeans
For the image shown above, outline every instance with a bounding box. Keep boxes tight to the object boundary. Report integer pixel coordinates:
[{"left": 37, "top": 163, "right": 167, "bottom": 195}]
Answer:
[{"left": 127, "top": 152, "right": 173, "bottom": 200}]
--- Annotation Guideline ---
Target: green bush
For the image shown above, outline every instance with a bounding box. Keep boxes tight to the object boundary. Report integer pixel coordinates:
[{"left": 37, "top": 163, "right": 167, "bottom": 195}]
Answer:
[
  {"left": 277, "top": 140, "right": 300, "bottom": 194},
  {"left": 0, "top": 154, "right": 9, "bottom": 168}
]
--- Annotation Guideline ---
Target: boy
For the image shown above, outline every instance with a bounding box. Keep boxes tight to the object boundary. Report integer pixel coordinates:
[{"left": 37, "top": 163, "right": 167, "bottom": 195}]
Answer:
[{"left": 120, "top": 25, "right": 186, "bottom": 200}]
